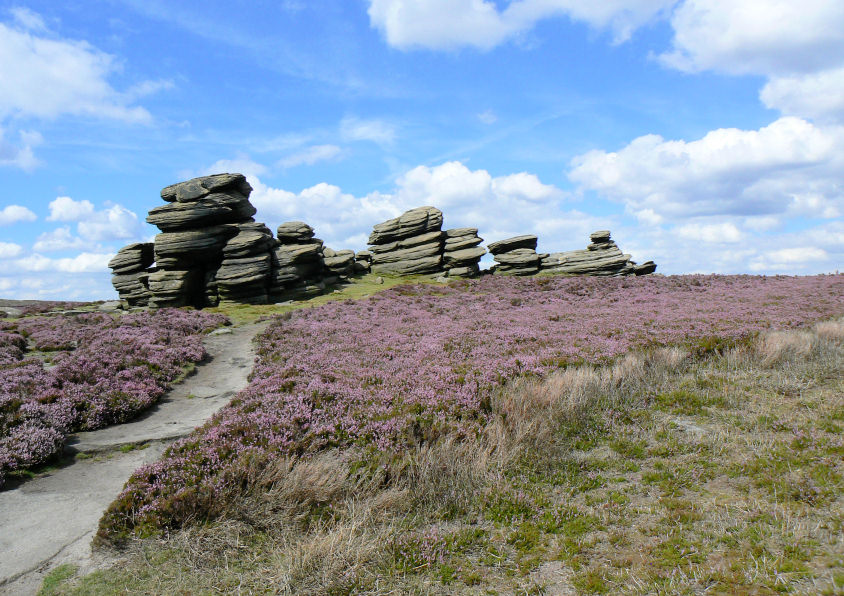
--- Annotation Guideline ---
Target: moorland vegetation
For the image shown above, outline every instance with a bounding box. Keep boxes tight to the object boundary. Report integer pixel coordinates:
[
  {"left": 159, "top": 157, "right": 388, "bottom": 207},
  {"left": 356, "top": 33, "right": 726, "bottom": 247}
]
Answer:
[{"left": 2, "top": 273, "right": 841, "bottom": 594}]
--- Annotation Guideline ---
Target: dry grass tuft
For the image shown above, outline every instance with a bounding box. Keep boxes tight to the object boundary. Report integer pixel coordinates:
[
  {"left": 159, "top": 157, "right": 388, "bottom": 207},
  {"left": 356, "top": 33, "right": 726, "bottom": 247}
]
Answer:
[
  {"left": 756, "top": 329, "right": 816, "bottom": 366},
  {"left": 814, "top": 316, "right": 844, "bottom": 341}
]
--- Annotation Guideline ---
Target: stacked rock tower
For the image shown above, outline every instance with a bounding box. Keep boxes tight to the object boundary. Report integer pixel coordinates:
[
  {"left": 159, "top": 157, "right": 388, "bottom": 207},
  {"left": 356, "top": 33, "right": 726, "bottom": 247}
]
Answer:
[
  {"left": 109, "top": 173, "right": 361, "bottom": 307},
  {"left": 142, "top": 173, "right": 271, "bottom": 307},
  {"left": 367, "top": 207, "right": 446, "bottom": 275},
  {"left": 269, "top": 222, "right": 327, "bottom": 301},
  {"left": 442, "top": 228, "right": 486, "bottom": 278},
  {"left": 488, "top": 235, "right": 542, "bottom": 276}
]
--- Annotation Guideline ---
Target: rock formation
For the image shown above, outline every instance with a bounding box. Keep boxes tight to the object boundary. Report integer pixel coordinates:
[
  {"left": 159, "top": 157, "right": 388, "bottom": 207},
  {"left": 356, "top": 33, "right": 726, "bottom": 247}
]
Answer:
[
  {"left": 107, "top": 243, "right": 154, "bottom": 306},
  {"left": 354, "top": 251, "right": 372, "bottom": 274},
  {"left": 268, "top": 222, "right": 327, "bottom": 301},
  {"left": 443, "top": 228, "right": 485, "bottom": 278},
  {"left": 488, "top": 235, "right": 542, "bottom": 276},
  {"left": 110, "top": 174, "right": 358, "bottom": 307},
  {"left": 541, "top": 230, "right": 656, "bottom": 276},
  {"left": 111, "top": 184, "right": 657, "bottom": 308},
  {"left": 368, "top": 207, "right": 445, "bottom": 275}
]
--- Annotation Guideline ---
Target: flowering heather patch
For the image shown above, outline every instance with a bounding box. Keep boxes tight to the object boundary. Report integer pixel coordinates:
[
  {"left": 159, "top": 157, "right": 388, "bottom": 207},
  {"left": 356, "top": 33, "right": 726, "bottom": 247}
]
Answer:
[
  {"left": 0, "top": 309, "right": 227, "bottom": 487},
  {"left": 102, "top": 274, "right": 844, "bottom": 536}
]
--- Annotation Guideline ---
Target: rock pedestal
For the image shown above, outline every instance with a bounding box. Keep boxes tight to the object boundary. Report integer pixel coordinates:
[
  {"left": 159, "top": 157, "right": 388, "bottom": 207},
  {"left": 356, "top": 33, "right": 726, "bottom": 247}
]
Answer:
[
  {"left": 443, "top": 228, "right": 485, "bottom": 278},
  {"left": 540, "top": 230, "right": 656, "bottom": 276},
  {"left": 368, "top": 207, "right": 445, "bottom": 275},
  {"left": 489, "top": 235, "right": 541, "bottom": 276}
]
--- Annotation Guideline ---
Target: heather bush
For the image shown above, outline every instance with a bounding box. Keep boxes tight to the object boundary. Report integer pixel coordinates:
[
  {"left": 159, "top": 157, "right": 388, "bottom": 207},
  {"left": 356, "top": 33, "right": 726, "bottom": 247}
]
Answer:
[
  {"left": 0, "top": 309, "right": 227, "bottom": 487},
  {"left": 100, "top": 274, "right": 843, "bottom": 538}
]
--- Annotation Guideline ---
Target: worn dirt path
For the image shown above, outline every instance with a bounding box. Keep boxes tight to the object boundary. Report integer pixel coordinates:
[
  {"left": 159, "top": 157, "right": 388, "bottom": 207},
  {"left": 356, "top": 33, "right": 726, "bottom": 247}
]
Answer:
[{"left": 0, "top": 321, "right": 269, "bottom": 595}]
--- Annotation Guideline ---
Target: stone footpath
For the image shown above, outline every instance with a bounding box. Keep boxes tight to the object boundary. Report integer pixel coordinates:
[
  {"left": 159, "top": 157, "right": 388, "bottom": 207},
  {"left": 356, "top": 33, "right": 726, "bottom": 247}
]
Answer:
[{"left": 0, "top": 321, "right": 268, "bottom": 596}]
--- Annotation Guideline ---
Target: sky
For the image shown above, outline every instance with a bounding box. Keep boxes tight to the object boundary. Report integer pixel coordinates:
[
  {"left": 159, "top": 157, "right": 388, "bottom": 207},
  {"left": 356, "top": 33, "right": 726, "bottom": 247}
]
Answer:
[{"left": 0, "top": 0, "right": 842, "bottom": 300}]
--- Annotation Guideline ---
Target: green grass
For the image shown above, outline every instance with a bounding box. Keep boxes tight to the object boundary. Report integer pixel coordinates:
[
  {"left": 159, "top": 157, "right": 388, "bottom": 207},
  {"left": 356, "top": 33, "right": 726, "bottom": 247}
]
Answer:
[
  {"left": 209, "top": 272, "right": 445, "bottom": 324},
  {"left": 37, "top": 564, "right": 77, "bottom": 596}
]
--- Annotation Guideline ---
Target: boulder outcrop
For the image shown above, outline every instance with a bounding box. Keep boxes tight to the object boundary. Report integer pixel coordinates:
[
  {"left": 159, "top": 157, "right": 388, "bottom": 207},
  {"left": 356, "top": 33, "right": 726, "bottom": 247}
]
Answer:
[
  {"left": 540, "top": 230, "right": 656, "bottom": 276},
  {"left": 111, "top": 186, "right": 658, "bottom": 307},
  {"left": 110, "top": 174, "right": 358, "bottom": 307}
]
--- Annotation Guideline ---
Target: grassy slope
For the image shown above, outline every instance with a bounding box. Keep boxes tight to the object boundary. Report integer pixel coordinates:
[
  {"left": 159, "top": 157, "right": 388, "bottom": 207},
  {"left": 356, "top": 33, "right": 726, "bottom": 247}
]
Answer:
[{"left": 42, "top": 316, "right": 843, "bottom": 595}]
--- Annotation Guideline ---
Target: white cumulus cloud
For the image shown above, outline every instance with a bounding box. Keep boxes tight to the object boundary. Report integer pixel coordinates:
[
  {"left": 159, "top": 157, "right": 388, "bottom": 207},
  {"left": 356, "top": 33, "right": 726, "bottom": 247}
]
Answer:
[
  {"left": 32, "top": 227, "right": 89, "bottom": 252},
  {"left": 12, "top": 252, "right": 114, "bottom": 273},
  {"left": 760, "top": 67, "right": 844, "bottom": 124},
  {"left": 0, "top": 242, "right": 23, "bottom": 258},
  {"left": 0, "top": 204, "right": 37, "bottom": 225},
  {"left": 569, "top": 117, "right": 844, "bottom": 220},
  {"left": 0, "top": 17, "right": 153, "bottom": 123},
  {"left": 47, "top": 196, "right": 96, "bottom": 221},
  {"left": 77, "top": 205, "right": 142, "bottom": 242},
  {"left": 367, "top": 0, "right": 676, "bottom": 50},
  {"left": 661, "top": 0, "right": 844, "bottom": 76},
  {"left": 674, "top": 221, "right": 742, "bottom": 243}
]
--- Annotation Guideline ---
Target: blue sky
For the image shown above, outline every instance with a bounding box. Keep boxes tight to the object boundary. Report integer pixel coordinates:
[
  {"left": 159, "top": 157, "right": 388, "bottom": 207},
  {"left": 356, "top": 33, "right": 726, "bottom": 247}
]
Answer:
[{"left": 1, "top": 0, "right": 842, "bottom": 299}]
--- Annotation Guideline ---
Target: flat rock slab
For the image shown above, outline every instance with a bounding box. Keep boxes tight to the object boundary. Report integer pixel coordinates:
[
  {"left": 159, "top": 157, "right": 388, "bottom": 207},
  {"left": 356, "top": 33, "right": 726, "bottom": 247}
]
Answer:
[{"left": 0, "top": 321, "right": 269, "bottom": 594}]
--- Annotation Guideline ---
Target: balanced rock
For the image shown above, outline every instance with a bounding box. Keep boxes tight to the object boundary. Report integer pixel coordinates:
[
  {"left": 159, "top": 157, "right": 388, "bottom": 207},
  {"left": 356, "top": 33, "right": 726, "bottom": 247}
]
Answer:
[
  {"left": 323, "top": 249, "right": 355, "bottom": 277},
  {"left": 489, "top": 235, "right": 540, "bottom": 276},
  {"left": 268, "top": 222, "right": 326, "bottom": 301},
  {"left": 354, "top": 250, "right": 372, "bottom": 274}
]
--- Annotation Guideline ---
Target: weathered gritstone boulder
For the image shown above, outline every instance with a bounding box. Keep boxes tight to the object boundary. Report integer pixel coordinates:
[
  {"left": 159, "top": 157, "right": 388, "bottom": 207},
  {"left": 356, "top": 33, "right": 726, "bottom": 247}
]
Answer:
[
  {"left": 108, "top": 243, "right": 154, "bottom": 274},
  {"left": 216, "top": 253, "right": 272, "bottom": 304},
  {"left": 215, "top": 223, "right": 275, "bottom": 305},
  {"left": 368, "top": 208, "right": 445, "bottom": 275},
  {"left": 160, "top": 173, "right": 252, "bottom": 203},
  {"left": 368, "top": 206, "right": 443, "bottom": 245},
  {"left": 146, "top": 193, "right": 256, "bottom": 231},
  {"left": 276, "top": 221, "right": 315, "bottom": 244},
  {"left": 443, "top": 228, "right": 485, "bottom": 277},
  {"left": 268, "top": 222, "right": 326, "bottom": 301},
  {"left": 487, "top": 235, "right": 537, "bottom": 255},
  {"left": 323, "top": 248, "right": 355, "bottom": 278},
  {"left": 108, "top": 243, "right": 155, "bottom": 305},
  {"left": 153, "top": 226, "right": 238, "bottom": 265},
  {"left": 489, "top": 235, "right": 540, "bottom": 276},
  {"left": 147, "top": 270, "right": 202, "bottom": 308},
  {"left": 354, "top": 250, "right": 372, "bottom": 274},
  {"left": 540, "top": 231, "right": 655, "bottom": 277}
]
